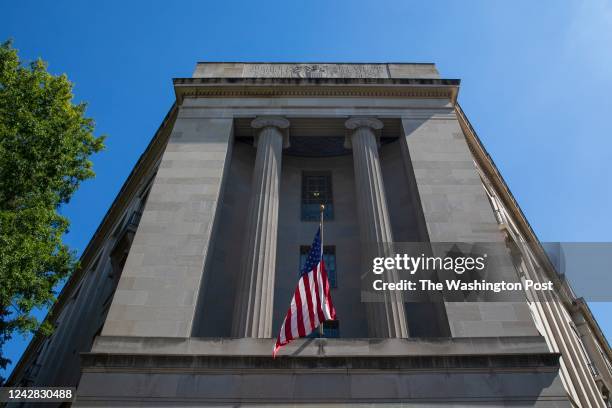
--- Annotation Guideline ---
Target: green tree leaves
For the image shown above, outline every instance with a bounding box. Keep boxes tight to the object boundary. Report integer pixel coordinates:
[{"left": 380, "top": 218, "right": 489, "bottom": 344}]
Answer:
[{"left": 0, "top": 40, "right": 104, "bottom": 383}]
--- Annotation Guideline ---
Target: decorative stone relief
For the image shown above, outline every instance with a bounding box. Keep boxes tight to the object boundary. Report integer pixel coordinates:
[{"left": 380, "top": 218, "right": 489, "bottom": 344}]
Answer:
[{"left": 243, "top": 63, "right": 389, "bottom": 78}]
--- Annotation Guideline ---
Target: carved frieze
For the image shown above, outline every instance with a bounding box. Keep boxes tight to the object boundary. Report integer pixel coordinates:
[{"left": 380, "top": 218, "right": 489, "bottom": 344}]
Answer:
[{"left": 243, "top": 63, "right": 389, "bottom": 78}]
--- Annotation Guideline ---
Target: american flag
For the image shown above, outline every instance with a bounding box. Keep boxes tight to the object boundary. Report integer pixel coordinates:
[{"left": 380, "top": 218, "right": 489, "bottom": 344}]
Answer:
[{"left": 274, "top": 227, "right": 336, "bottom": 357}]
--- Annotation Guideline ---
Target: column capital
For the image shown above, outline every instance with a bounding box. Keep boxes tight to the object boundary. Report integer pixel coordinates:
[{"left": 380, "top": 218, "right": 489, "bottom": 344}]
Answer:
[
  {"left": 344, "top": 117, "right": 383, "bottom": 149},
  {"left": 344, "top": 117, "right": 383, "bottom": 131},
  {"left": 251, "top": 116, "right": 290, "bottom": 130},
  {"left": 251, "top": 116, "right": 290, "bottom": 148}
]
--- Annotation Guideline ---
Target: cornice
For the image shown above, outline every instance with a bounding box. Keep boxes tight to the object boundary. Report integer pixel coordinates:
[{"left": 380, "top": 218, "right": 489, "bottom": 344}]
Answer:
[
  {"left": 196, "top": 61, "right": 437, "bottom": 65},
  {"left": 175, "top": 77, "right": 459, "bottom": 85},
  {"left": 173, "top": 77, "right": 460, "bottom": 105}
]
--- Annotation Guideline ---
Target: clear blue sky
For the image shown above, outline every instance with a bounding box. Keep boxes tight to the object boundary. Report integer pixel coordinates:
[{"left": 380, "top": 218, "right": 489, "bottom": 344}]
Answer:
[{"left": 1, "top": 0, "right": 611, "bottom": 380}]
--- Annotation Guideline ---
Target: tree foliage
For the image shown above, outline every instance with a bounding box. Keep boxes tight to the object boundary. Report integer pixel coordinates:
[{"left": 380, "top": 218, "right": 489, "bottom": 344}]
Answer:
[{"left": 0, "top": 40, "right": 104, "bottom": 383}]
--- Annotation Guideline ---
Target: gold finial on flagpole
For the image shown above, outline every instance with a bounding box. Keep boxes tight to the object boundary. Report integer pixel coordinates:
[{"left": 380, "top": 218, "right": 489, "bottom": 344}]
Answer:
[{"left": 319, "top": 203, "right": 325, "bottom": 243}]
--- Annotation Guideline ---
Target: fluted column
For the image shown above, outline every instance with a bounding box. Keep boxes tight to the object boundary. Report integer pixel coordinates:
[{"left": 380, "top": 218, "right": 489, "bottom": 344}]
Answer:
[
  {"left": 345, "top": 117, "right": 409, "bottom": 338},
  {"left": 232, "top": 116, "right": 290, "bottom": 338}
]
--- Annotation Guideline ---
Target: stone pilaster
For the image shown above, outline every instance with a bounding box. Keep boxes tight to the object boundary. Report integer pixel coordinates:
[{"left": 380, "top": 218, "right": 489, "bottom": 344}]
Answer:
[
  {"left": 232, "top": 117, "right": 290, "bottom": 338},
  {"left": 345, "top": 117, "right": 409, "bottom": 338},
  {"left": 400, "top": 116, "right": 539, "bottom": 338},
  {"left": 102, "top": 117, "right": 234, "bottom": 338}
]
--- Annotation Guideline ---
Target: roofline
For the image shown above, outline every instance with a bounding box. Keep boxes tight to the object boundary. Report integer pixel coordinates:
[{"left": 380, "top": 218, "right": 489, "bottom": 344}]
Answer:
[
  {"left": 173, "top": 77, "right": 460, "bottom": 105},
  {"left": 457, "top": 103, "right": 564, "bottom": 282},
  {"left": 174, "top": 77, "right": 459, "bottom": 85},
  {"left": 456, "top": 103, "right": 610, "bottom": 355},
  {"left": 195, "top": 61, "right": 437, "bottom": 65}
]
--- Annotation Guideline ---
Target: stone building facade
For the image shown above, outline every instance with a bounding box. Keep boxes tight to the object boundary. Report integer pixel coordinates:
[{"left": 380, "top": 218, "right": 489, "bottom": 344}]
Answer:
[{"left": 7, "top": 62, "right": 611, "bottom": 407}]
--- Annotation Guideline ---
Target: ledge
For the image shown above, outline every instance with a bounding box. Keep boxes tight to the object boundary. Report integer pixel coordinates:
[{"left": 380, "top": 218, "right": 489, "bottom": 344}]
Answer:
[
  {"left": 80, "top": 337, "right": 564, "bottom": 404},
  {"left": 91, "top": 336, "right": 549, "bottom": 357},
  {"left": 81, "top": 352, "right": 560, "bottom": 373},
  {"left": 174, "top": 77, "right": 460, "bottom": 86},
  {"left": 172, "top": 77, "right": 460, "bottom": 105}
]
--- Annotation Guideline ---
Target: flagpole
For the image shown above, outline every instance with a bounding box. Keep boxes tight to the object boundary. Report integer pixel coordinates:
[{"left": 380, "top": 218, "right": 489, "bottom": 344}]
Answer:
[{"left": 319, "top": 204, "right": 325, "bottom": 337}]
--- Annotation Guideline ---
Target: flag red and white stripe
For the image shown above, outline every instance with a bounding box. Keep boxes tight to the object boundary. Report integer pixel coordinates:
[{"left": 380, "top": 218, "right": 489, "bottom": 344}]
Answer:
[{"left": 274, "top": 227, "right": 336, "bottom": 357}]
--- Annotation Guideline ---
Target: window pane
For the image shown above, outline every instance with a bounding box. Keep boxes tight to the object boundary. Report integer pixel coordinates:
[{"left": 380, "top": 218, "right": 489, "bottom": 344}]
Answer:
[
  {"left": 324, "top": 321, "right": 340, "bottom": 338},
  {"left": 301, "top": 172, "right": 333, "bottom": 221},
  {"left": 307, "top": 321, "right": 340, "bottom": 338}
]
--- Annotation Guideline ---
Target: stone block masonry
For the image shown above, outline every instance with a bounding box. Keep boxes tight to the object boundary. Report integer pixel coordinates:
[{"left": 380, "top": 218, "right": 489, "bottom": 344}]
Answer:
[{"left": 102, "top": 115, "right": 233, "bottom": 338}]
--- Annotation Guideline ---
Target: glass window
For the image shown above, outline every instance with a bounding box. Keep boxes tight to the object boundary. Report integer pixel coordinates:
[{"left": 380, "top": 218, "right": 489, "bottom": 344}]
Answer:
[
  {"left": 300, "top": 245, "right": 337, "bottom": 288},
  {"left": 308, "top": 320, "right": 340, "bottom": 338},
  {"left": 301, "top": 172, "right": 334, "bottom": 221}
]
